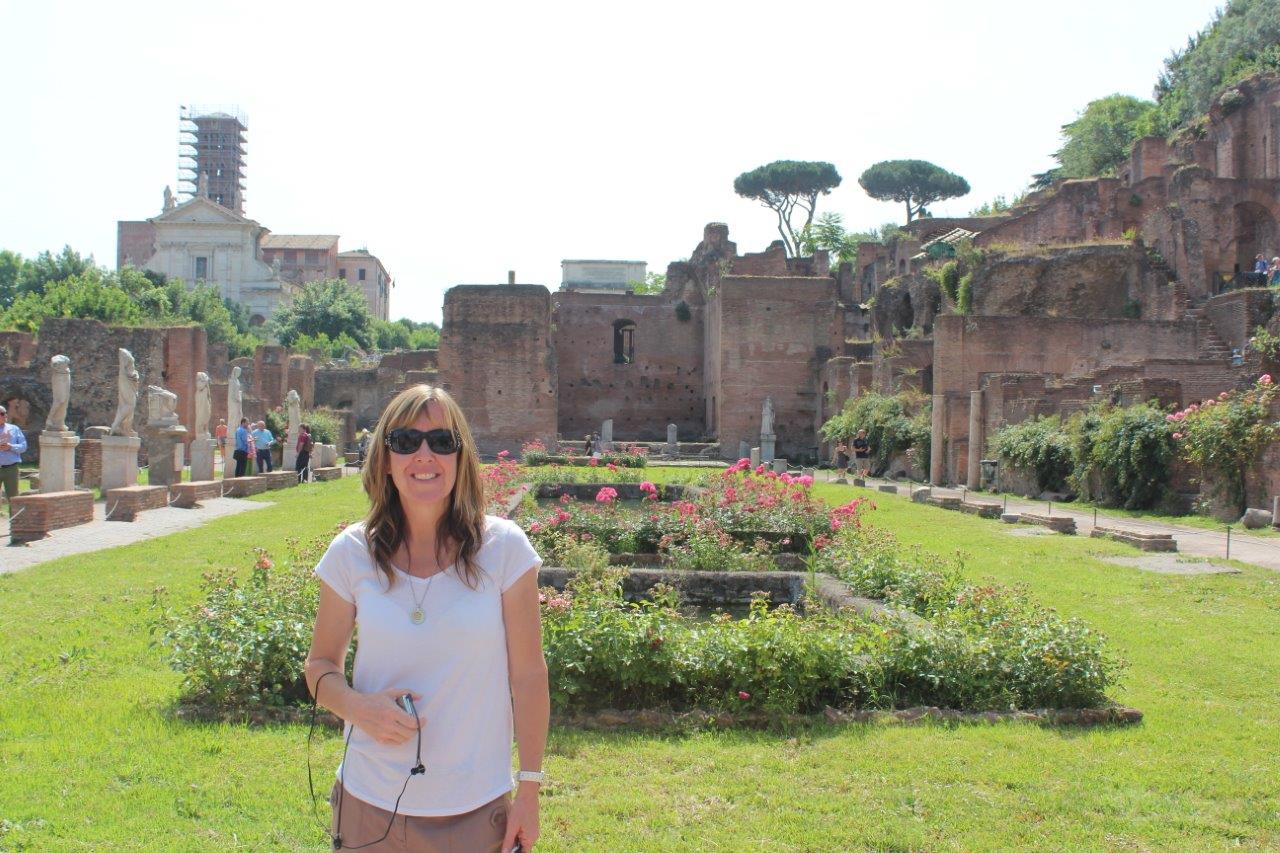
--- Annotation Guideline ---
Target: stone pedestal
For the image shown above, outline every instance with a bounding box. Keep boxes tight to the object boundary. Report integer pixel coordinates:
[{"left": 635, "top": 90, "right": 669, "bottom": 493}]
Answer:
[
  {"left": 750, "top": 447, "right": 761, "bottom": 468},
  {"left": 38, "top": 431, "right": 80, "bottom": 493},
  {"left": 760, "top": 433, "right": 776, "bottom": 464},
  {"left": 100, "top": 435, "right": 142, "bottom": 491},
  {"left": 738, "top": 441, "right": 750, "bottom": 461},
  {"left": 189, "top": 437, "right": 217, "bottom": 482},
  {"left": 285, "top": 428, "right": 299, "bottom": 471},
  {"left": 665, "top": 424, "right": 678, "bottom": 456},
  {"left": 771, "top": 458, "right": 787, "bottom": 473},
  {"left": 601, "top": 419, "right": 613, "bottom": 452},
  {"left": 144, "top": 425, "right": 187, "bottom": 488}
]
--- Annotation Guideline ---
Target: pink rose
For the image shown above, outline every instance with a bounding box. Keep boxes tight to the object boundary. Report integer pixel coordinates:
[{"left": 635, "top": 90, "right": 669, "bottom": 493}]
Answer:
[
  {"left": 1166, "top": 414, "right": 1176, "bottom": 423},
  {"left": 737, "top": 691, "right": 751, "bottom": 700},
  {"left": 1261, "top": 374, "right": 1273, "bottom": 385},
  {"left": 1219, "top": 391, "right": 1229, "bottom": 400},
  {"left": 1172, "top": 432, "right": 1183, "bottom": 440}
]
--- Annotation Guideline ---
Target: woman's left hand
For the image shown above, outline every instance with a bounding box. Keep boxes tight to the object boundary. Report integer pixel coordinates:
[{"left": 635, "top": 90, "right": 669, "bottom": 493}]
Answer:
[{"left": 501, "top": 785, "right": 539, "bottom": 852}]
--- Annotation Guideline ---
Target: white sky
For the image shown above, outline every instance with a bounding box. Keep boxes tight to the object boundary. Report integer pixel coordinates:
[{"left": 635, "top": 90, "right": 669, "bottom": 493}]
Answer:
[{"left": 1, "top": 0, "right": 1223, "bottom": 325}]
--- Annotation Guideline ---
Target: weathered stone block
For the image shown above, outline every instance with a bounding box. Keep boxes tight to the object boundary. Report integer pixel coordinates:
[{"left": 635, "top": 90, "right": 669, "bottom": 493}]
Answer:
[
  {"left": 105, "top": 484, "right": 169, "bottom": 521},
  {"left": 170, "top": 480, "right": 225, "bottom": 509}
]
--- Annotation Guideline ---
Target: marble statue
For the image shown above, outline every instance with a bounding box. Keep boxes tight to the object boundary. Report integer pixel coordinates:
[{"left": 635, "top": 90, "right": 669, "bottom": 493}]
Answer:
[
  {"left": 195, "top": 372, "right": 211, "bottom": 439},
  {"left": 197, "top": 170, "right": 209, "bottom": 198},
  {"left": 286, "top": 389, "right": 301, "bottom": 434},
  {"left": 110, "top": 349, "right": 140, "bottom": 437},
  {"left": 761, "top": 396, "right": 775, "bottom": 436},
  {"left": 227, "top": 366, "right": 243, "bottom": 429},
  {"left": 163, "top": 185, "right": 175, "bottom": 211},
  {"left": 46, "top": 355, "right": 71, "bottom": 432},
  {"left": 147, "top": 385, "right": 179, "bottom": 427}
]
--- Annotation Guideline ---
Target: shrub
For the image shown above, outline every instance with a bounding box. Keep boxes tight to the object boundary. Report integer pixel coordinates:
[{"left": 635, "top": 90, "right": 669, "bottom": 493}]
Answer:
[
  {"left": 821, "top": 391, "right": 929, "bottom": 477},
  {"left": 1071, "top": 402, "right": 1175, "bottom": 509},
  {"left": 150, "top": 537, "right": 330, "bottom": 708},
  {"left": 956, "top": 272, "right": 973, "bottom": 314},
  {"left": 674, "top": 300, "right": 692, "bottom": 322},
  {"left": 991, "top": 416, "right": 1075, "bottom": 493},
  {"left": 1173, "top": 375, "right": 1279, "bottom": 514}
]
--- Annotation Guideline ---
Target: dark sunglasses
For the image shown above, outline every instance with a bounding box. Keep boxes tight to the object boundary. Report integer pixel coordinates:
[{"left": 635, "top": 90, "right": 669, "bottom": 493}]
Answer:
[{"left": 384, "top": 427, "right": 462, "bottom": 455}]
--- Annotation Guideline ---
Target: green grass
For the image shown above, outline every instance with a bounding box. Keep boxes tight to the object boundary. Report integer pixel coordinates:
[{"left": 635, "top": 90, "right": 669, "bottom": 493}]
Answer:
[{"left": 2, "top": 473, "right": 1279, "bottom": 849}]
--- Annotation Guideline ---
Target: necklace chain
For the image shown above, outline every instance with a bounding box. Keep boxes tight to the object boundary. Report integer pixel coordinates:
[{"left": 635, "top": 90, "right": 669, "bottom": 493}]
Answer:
[{"left": 405, "top": 540, "right": 434, "bottom": 625}]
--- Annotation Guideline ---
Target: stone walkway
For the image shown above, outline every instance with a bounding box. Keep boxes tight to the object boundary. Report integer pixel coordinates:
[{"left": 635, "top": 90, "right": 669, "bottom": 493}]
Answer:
[
  {"left": 827, "top": 472, "right": 1280, "bottom": 572},
  {"left": 1, "top": 497, "right": 270, "bottom": 575}
]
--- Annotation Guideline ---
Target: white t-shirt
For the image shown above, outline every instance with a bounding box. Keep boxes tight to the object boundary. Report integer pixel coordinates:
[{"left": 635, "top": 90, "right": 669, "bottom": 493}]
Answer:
[{"left": 314, "top": 515, "right": 541, "bottom": 816}]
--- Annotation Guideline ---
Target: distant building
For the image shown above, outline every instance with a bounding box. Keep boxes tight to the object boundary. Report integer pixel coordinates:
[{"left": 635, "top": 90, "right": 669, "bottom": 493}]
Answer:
[
  {"left": 260, "top": 235, "right": 340, "bottom": 284},
  {"left": 338, "top": 250, "right": 394, "bottom": 321},
  {"left": 560, "top": 259, "right": 647, "bottom": 292},
  {"left": 117, "top": 191, "right": 295, "bottom": 326}
]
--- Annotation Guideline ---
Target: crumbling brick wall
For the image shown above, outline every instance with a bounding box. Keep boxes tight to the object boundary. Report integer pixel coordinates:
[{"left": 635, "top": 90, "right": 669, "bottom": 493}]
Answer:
[{"left": 439, "top": 285, "right": 556, "bottom": 455}]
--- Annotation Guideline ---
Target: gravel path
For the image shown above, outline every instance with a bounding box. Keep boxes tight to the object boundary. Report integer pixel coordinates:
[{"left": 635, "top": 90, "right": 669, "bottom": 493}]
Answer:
[
  {"left": 822, "top": 472, "right": 1280, "bottom": 572},
  {"left": 1, "top": 497, "right": 270, "bottom": 575}
]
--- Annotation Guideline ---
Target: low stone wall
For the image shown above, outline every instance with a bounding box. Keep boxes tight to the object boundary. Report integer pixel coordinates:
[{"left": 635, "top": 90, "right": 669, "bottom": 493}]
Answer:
[
  {"left": 77, "top": 439, "right": 103, "bottom": 490},
  {"left": 170, "top": 480, "right": 226, "bottom": 509},
  {"left": 222, "top": 476, "right": 274, "bottom": 498},
  {"left": 1090, "top": 525, "right": 1177, "bottom": 552},
  {"left": 9, "top": 490, "right": 94, "bottom": 542},
  {"left": 924, "top": 495, "right": 1003, "bottom": 519},
  {"left": 311, "top": 466, "right": 342, "bottom": 482},
  {"left": 105, "top": 485, "right": 169, "bottom": 521}
]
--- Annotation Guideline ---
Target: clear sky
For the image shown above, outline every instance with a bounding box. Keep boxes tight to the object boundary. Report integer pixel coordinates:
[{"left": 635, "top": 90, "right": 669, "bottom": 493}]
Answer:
[{"left": 1, "top": 0, "right": 1224, "bottom": 324}]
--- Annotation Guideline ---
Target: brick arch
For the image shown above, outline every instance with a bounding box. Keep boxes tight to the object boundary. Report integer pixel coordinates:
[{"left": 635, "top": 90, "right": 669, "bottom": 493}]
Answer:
[
  {"left": 1229, "top": 200, "right": 1280, "bottom": 282},
  {"left": 0, "top": 375, "right": 52, "bottom": 432}
]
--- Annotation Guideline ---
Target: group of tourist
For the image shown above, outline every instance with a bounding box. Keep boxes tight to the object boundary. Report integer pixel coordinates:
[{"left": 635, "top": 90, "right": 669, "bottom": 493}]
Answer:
[
  {"left": 835, "top": 429, "right": 872, "bottom": 479},
  {"left": 1250, "top": 254, "right": 1280, "bottom": 286},
  {"left": 218, "top": 417, "right": 314, "bottom": 483}
]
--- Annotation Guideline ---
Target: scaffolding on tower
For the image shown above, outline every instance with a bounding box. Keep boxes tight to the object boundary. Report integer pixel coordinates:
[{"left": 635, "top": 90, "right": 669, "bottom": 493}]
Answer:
[{"left": 178, "top": 104, "right": 248, "bottom": 213}]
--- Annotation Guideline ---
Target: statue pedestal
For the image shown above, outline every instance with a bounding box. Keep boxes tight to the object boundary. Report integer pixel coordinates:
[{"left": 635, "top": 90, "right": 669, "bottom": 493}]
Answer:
[
  {"left": 189, "top": 437, "right": 217, "bottom": 482},
  {"left": 285, "top": 427, "right": 300, "bottom": 471},
  {"left": 144, "top": 425, "right": 188, "bottom": 488},
  {"left": 101, "top": 435, "right": 142, "bottom": 491},
  {"left": 750, "top": 447, "right": 761, "bottom": 468},
  {"left": 760, "top": 433, "right": 776, "bottom": 464},
  {"left": 38, "top": 431, "right": 80, "bottom": 493}
]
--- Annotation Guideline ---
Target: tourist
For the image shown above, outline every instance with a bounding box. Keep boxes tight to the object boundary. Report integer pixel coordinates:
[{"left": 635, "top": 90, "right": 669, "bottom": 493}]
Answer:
[
  {"left": 295, "top": 423, "right": 313, "bottom": 483},
  {"left": 305, "top": 384, "right": 547, "bottom": 853},
  {"left": 215, "top": 418, "right": 228, "bottom": 459},
  {"left": 232, "top": 417, "right": 252, "bottom": 477},
  {"left": 0, "top": 404, "right": 28, "bottom": 516},
  {"left": 852, "top": 428, "right": 872, "bottom": 476},
  {"left": 1254, "top": 254, "right": 1269, "bottom": 286},
  {"left": 583, "top": 433, "right": 592, "bottom": 455},
  {"left": 1270, "top": 257, "right": 1280, "bottom": 286},
  {"left": 357, "top": 428, "right": 371, "bottom": 468},
  {"left": 834, "top": 439, "right": 850, "bottom": 479},
  {"left": 252, "top": 420, "right": 275, "bottom": 473}
]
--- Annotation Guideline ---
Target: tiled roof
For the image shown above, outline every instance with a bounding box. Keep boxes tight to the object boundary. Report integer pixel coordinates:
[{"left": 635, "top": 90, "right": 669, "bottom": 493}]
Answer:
[{"left": 261, "top": 234, "right": 339, "bottom": 250}]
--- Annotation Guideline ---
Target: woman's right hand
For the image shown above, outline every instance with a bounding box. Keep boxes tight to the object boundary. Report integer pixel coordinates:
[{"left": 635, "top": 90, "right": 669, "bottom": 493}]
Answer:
[{"left": 354, "top": 688, "right": 425, "bottom": 745}]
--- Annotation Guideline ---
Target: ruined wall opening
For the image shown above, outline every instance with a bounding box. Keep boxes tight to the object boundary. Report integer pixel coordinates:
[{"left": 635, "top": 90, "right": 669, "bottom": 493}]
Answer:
[
  {"left": 1230, "top": 201, "right": 1279, "bottom": 285},
  {"left": 612, "top": 320, "right": 635, "bottom": 364},
  {"left": 0, "top": 377, "right": 53, "bottom": 450}
]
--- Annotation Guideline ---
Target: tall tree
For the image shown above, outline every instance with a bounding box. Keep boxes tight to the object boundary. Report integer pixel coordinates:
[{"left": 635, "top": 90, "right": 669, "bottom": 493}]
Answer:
[
  {"left": 798, "top": 213, "right": 877, "bottom": 268},
  {"left": 733, "top": 160, "right": 842, "bottom": 256},
  {"left": 270, "top": 278, "right": 374, "bottom": 349},
  {"left": 858, "top": 160, "right": 970, "bottom": 223},
  {"left": 16, "top": 246, "right": 95, "bottom": 298},
  {"left": 0, "top": 250, "right": 21, "bottom": 310},
  {"left": 1055, "top": 94, "right": 1159, "bottom": 179}
]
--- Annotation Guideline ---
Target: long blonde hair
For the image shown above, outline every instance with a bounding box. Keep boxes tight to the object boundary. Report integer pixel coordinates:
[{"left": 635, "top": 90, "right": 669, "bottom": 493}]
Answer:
[{"left": 361, "top": 385, "right": 486, "bottom": 588}]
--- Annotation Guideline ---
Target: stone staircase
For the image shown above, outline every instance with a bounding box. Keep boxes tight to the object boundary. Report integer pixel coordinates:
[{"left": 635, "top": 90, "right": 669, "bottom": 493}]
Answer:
[{"left": 1184, "top": 308, "right": 1234, "bottom": 361}]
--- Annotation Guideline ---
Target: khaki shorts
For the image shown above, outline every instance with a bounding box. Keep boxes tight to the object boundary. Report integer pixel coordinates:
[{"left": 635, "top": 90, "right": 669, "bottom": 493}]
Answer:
[
  {"left": 329, "top": 782, "right": 509, "bottom": 852},
  {"left": 0, "top": 464, "right": 18, "bottom": 500}
]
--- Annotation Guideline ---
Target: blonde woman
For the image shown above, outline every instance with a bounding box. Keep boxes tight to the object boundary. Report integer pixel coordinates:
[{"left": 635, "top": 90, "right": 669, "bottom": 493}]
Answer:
[{"left": 305, "top": 385, "right": 548, "bottom": 852}]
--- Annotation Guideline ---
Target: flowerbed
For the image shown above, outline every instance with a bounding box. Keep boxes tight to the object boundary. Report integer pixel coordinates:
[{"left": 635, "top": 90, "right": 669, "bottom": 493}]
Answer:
[{"left": 521, "top": 439, "right": 649, "bottom": 468}]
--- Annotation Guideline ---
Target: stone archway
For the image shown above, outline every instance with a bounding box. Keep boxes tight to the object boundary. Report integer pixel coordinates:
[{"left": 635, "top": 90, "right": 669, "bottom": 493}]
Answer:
[
  {"left": 0, "top": 375, "right": 53, "bottom": 459},
  {"left": 1230, "top": 201, "right": 1280, "bottom": 285}
]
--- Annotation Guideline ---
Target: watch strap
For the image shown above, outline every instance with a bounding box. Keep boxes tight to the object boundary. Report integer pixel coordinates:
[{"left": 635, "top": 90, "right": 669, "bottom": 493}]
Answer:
[{"left": 514, "top": 770, "right": 545, "bottom": 784}]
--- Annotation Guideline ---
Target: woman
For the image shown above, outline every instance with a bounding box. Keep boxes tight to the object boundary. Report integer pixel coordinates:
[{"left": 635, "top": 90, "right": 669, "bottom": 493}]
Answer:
[
  {"left": 305, "top": 385, "right": 549, "bottom": 852},
  {"left": 295, "top": 423, "right": 313, "bottom": 483}
]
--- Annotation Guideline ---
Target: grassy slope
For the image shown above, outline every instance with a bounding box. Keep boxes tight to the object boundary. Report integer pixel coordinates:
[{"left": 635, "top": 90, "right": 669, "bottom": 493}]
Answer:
[{"left": 0, "top": 472, "right": 1277, "bottom": 850}]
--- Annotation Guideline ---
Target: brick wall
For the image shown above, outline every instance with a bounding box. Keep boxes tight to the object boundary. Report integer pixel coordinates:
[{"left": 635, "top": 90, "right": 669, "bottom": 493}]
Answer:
[
  {"left": 552, "top": 291, "right": 705, "bottom": 441},
  {"left": 9, "top": 490, "right": 94, "bottom": 541},
  {"left": 439, "top": 285, "right": 557, "bottom": 455},
  {"left": 713, "top": 275, "right": 841, "bottom": 462},
  {"left": 77, "top": 439, "right": 102, "bottom": 489},
  {"left": 105, "top": 485, "right": 168, "bottom": 521}
]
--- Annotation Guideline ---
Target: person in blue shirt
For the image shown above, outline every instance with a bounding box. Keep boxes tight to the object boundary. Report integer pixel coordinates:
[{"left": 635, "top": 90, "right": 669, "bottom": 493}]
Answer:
[
  {"left": 0, "top": 404, "right": 29, "bottom": 515},
  {"left": 233, "top": 418, "right": 252, "bottom": 478},
  {"left": 252, "top": 420, "right": 276, "bottom": 473}
]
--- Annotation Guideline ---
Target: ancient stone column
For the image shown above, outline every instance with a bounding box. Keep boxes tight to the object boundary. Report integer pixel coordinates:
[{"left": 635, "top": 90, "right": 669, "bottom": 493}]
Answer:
[
  {"left": 930, "top": 394, "right": 946, "bottom": 485},
  {"left": 666, "top": 423, "right": 678, "bottom": 456},
  {"left": 967, "top": 389, "right": 984, "bottom": 491},
  {"left": 600, "top": 419, "right": 613, "bottom": 452}
]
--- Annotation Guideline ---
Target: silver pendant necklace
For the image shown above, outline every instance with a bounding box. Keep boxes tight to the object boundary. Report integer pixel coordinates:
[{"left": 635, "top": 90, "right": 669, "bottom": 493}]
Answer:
[{"left": 405, "top": 540, "right": 434, "bottom": 625}]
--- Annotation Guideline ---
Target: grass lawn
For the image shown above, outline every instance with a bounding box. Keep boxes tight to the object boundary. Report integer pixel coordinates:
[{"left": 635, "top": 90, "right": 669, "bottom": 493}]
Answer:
[{"left": 2, "top": 471, "right": 1279, "bottom": 849}]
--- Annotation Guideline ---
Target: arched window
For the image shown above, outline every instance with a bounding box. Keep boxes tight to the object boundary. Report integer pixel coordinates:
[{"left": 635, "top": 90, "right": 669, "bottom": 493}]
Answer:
[{"left": 613, "top": 320, "right": 635, "bottom": 364}]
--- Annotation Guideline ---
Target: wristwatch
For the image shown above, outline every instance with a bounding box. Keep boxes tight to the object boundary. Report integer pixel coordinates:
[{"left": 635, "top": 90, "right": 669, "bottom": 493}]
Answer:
[{"left": 514, "top": 770, "right": 545, "bottom": 784}]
